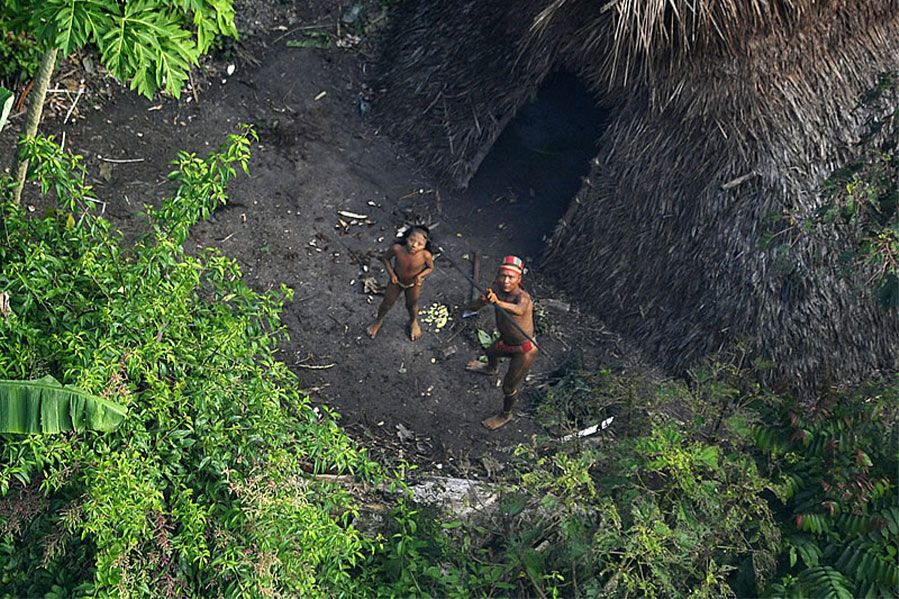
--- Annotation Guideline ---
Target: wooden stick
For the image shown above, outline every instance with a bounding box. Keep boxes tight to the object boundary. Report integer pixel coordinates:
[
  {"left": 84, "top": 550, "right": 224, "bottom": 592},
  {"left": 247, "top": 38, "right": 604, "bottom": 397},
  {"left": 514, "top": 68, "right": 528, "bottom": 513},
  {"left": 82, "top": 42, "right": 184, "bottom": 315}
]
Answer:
[
  {"left": 63, "top": 87, "right": 84, "bottom": 124},
  {"left": 97, "top": 155, "right": 145, "bottom": 164},
  {"left": 721, "top": 172, "right": 756, "bottom": 190},
  {"left": 14, "top": 79, "right": 34, "bottom": 112},
  {"left": 295, "top": 362, "right": 336, "bottom": 370}
]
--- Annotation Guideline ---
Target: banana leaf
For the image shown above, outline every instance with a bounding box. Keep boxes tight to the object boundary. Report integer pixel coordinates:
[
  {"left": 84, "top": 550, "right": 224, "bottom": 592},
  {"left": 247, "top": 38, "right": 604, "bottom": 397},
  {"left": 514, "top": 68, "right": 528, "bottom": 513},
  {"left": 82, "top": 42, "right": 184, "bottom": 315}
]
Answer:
[
  {"left": 0, "top": 85, "right": 13, "bottom": 134},
  {"left": 0, "top": 376, "right": 127, "bottom": 434}
]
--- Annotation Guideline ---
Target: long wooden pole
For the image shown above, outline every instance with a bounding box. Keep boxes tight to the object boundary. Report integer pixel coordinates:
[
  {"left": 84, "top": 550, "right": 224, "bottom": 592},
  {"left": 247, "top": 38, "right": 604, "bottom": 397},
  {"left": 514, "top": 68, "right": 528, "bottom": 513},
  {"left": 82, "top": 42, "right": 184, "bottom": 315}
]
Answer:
[{"left": 470, "top": 249, "right": 481, "bottom": 304}]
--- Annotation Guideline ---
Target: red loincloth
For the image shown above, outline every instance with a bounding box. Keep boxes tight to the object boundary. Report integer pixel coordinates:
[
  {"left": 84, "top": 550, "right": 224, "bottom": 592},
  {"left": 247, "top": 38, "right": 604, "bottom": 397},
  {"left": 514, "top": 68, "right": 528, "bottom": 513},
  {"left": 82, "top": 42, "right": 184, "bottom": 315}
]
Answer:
[{"left": 491, "top": 339, "right": 536, "bottom": 354}]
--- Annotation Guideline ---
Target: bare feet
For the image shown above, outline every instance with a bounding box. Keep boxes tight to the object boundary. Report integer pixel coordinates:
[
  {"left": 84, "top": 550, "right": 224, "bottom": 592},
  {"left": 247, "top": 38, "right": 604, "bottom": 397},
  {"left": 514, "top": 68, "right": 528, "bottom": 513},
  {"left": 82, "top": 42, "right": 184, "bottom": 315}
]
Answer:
[
  {"left": 409, "top": 319, "right": 421, "bottom": 341},
  {"left": 482, "top": 412, "right": 513, "bottom": 430},
  {"left": 465, "top": 359, "right": 497, "bottom": 375},
  {"left": 366, "top": 320, "right": 382, "bottom": 339}
]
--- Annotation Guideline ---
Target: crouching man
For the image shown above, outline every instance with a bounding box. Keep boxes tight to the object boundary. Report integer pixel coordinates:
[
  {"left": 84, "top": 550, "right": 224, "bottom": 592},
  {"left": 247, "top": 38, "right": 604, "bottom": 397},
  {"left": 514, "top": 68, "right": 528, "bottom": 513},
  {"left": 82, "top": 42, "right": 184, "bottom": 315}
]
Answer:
[{"left": 466, "top": 256, "right": 537, "bottom": 430}]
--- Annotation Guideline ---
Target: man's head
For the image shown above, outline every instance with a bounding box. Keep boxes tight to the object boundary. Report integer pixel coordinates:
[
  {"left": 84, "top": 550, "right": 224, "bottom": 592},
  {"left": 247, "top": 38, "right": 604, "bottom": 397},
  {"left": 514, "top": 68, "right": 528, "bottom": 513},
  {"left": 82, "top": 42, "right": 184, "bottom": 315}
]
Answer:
[
  {"left": 404, "top": 226, "right": 429, "bottom": 254},
  {"left": 495, "top": 255, "right": 524, "bottom": 293}
]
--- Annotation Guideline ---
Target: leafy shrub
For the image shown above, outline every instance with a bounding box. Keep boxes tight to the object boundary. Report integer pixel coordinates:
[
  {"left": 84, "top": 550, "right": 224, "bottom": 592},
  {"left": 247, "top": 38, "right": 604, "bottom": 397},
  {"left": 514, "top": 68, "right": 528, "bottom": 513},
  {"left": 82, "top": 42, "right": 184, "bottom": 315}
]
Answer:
[
  {"left": 507, "top": 415, "right": 778, "bottom": 597},
  {"left": 2, "top": 0, "right": 238, "bottom": 98},
  {"left": 516, "top": 358, "right": 897, "bottom": 597},
  {"left": 821, "top": 137, "right": 899, "bottom": 309},
  {"left": 0, "top": 16, "right": 41, "bottom": 83},
  {"left": 357, "top": 491, "right": 509, "bottom": 597},
  {"left": 531, "top": 365, "right": 677, "bottom": 434},
  {"left": 765, "top": 71, "right": 899, "bottom": 308},
  {"left": 755, "top": 381, "right": 899, "bottom": 598},
  {"left": 0, "top": 130, "right": 379, "bottom": 595}
]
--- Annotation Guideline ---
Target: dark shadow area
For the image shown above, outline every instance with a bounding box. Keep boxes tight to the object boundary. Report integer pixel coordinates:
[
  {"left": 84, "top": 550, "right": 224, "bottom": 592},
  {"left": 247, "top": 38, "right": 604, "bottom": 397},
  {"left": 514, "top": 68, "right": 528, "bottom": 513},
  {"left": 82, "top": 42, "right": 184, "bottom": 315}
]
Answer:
[{"left": 450, "top": 72, "right": 609, "bottom": 260}]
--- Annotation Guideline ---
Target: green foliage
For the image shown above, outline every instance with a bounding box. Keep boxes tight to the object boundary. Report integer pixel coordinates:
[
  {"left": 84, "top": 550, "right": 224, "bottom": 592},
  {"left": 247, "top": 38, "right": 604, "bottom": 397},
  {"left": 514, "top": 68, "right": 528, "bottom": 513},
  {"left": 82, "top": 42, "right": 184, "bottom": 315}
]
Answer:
[
  {"left": 16, "top": 134, "right": 91, "bottom": 211},
  {"left": 359, "top": 495, "right": 508, "bottom": 597},
  {"left": 162, "top": 123, "right": 255, "bottom": 244},
  {"left": 0, "top": 12, "right": 41, "bottom": 82},
  {"left": 0, "top": 131, "right": 379, "bottom": 594},
  {"left": 821, "top": 144, "right": 899, "bottom": 308},
  {"left": 1, "top": 0, "right": 238, "bottom": 98},
  {"left": 531, "top": 365, "right": 676, "bottom": 434},
  {"left": 475, "top": 327, "right": 499, "bottom": 349},
  {"left": 513, "top": 356, "right": 899, "bottom": 597},
  {"left": 507, "top": 420, "right": 778, "bottom": 598},
  {"left": 754, "top": 381, "right": 899, "bottom": 598},
  {"left": 763, "top": 72, "right": 899, "bottom": 308},
  {"left": 0, "top": 84, "right": 12, "bottom": 132},
  {"left": 0, "top": 375, "right": 126, "bottom": 433}
]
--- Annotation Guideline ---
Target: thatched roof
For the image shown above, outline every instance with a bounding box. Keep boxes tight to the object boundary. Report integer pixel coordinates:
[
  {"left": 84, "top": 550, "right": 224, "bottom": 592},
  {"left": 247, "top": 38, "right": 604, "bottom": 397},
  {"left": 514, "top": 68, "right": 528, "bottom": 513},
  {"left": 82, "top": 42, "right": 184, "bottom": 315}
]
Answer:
[{"left": 374, "top": 1, "right": 899, "bottom": 389}]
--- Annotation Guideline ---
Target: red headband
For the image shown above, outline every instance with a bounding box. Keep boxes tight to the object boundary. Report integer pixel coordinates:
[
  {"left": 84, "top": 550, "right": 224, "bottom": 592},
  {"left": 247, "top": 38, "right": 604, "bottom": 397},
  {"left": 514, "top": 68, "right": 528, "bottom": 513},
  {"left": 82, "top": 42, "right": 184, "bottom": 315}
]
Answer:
[{"left": 499, "top": 255, "right": 524, "bottom": 275}]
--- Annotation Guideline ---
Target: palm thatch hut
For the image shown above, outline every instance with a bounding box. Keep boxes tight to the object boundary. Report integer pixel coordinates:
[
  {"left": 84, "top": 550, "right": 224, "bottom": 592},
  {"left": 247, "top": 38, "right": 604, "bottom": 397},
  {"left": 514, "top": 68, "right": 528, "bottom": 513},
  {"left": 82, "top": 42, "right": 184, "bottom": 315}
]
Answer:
[{"left": 374, "top": 1, "right": 899, "bottom": 390}]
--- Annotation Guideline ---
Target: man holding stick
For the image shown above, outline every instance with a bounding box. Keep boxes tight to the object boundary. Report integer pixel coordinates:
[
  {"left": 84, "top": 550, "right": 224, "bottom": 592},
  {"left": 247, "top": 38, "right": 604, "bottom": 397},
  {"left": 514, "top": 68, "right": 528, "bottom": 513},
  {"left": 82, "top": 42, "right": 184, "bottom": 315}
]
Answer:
[{"left": 466, "top": 256, "right": 537, "bottom": 430}]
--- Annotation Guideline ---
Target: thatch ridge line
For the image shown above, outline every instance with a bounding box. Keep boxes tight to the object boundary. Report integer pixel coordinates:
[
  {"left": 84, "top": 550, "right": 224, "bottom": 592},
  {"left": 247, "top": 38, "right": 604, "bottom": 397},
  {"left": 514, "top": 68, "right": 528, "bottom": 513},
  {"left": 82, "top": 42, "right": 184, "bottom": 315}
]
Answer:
[{"left": 527, "top": 0, "right": 899, "bottom": 92}]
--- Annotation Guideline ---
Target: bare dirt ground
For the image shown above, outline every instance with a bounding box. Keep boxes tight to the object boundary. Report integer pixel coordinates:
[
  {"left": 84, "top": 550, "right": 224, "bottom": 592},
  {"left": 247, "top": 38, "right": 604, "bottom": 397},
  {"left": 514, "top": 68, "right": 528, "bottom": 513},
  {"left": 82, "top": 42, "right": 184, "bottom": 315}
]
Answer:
[{"left": 10, "top": 1, "right": 652, "bottom": 477}]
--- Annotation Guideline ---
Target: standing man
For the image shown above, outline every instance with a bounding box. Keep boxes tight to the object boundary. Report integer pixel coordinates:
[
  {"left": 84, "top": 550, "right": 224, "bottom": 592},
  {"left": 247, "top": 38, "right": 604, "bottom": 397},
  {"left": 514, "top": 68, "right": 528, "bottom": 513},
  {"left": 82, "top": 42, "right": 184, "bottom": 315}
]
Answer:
[
  {"left": 466, "top": 256, "right": 537, "bottom": 430},
  {"left": 366, "top": 226, "right": 434, "bottom": 341}
]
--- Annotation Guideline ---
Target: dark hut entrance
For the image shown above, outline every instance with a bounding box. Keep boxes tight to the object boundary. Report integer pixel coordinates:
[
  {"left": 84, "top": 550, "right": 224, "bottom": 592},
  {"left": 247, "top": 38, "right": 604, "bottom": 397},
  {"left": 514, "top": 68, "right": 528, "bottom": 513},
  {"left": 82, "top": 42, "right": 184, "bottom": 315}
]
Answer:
[{"left": 453, "top": 72, "right": 609, "bottom": 260}]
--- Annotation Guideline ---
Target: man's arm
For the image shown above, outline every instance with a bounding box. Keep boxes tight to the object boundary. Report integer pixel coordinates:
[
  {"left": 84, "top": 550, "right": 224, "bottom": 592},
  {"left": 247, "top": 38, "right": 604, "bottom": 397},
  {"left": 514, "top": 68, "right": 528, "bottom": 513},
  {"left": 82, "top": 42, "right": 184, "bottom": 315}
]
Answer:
[
  {"left": 487, "top": 289, "right": 530, "bottom": 316},
  {"left": 415, "top": 251, "right": 435, "bottom": 285},
  {"left": 381, "top": 245, "right": 399, "bottom": 283}
]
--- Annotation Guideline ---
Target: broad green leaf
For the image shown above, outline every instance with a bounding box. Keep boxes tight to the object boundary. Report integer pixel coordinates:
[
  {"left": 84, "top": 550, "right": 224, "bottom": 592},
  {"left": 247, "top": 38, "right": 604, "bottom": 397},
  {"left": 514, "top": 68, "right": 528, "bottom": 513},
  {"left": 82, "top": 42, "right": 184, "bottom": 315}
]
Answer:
[
  {"left": 0, "top": 86, "right": 13, "bottom": 134},
  {"left": 29, "top": 0, "right": 111, "bottom": 54},
  {"left": 97, "top": 0, "right": 198, "bottom": 99},
  {"left": 0, "top": 375, "right": 127, "bottom": 433},
  {"left": 725, "top": 414, "right": 752, "bottom": 439},
  {"left": 476, "top": 328, "right": 496, "bottom": 349},
  {"left": 696, "top": 445, "right": 719, "bottom": 469}
]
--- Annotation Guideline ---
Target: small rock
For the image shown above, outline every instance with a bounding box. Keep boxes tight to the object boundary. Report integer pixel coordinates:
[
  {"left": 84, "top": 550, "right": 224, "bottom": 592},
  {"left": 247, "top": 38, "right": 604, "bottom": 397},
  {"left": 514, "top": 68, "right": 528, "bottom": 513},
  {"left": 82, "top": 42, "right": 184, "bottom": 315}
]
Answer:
[
  {"left": 0, "top": 292, "right": 11, "bottom": 317},
  {"left": 409, "top": 477, "right": 500, "bottom": 518},
  {"left": 396, "top": 423, "right": 414, "bottom": 443},
  {"left": 357, "top": 96, "right": 371, "bottom": 117},
  {"left": 341, "top": 3, "right": 364, "bottom": 24}
]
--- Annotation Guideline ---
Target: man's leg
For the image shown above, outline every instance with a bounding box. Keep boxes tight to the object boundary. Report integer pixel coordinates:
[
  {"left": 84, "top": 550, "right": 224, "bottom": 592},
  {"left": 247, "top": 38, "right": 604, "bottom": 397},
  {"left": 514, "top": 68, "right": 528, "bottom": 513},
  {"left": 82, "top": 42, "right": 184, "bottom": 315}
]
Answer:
[
  {"left": 466, "top": 340, "right": 502, "bottom": 375},
  {"left": 405, "top": 285, "right": 422, "bottom": 341},
  {"left": 367, "top": 283, "right": 401, "bottom": 338},
  {"left": 482, "top": 349, "right": 538, "bottom": 430}
]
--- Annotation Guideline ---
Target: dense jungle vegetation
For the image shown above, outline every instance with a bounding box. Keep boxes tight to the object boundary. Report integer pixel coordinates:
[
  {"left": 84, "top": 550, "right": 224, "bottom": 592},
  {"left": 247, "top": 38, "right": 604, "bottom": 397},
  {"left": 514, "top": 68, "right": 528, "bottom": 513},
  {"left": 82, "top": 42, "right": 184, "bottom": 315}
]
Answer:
[{"left": 0, "top": 1, "right": 896, "bottom": 596}]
